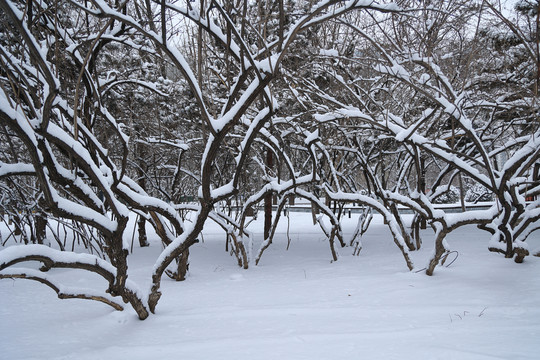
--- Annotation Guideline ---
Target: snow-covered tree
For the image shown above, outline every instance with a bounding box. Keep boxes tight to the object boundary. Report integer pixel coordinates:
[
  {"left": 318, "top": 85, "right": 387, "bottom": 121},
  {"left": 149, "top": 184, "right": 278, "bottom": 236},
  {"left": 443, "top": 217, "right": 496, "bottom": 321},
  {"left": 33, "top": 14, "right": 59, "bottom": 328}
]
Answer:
[
  {"left": 1, "top": 0, "right": 404, "bottom": 318},
  {"left": 295, "top": 0, "right": 540, "bottom": 273}
]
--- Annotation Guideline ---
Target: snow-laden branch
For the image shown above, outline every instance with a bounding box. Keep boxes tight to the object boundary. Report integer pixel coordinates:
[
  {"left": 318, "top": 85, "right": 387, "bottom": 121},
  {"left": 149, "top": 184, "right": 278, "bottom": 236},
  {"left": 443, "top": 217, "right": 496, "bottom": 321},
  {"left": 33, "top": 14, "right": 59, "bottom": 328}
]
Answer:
[
  {"left": 0, "top": 162, "right": 35, "bottom": 178},
  {"left": 0, "top": 244, "right": 116, "bottom": 282},
  {"left": 0, "top": 268, "right": 124, "bottom": 311}
]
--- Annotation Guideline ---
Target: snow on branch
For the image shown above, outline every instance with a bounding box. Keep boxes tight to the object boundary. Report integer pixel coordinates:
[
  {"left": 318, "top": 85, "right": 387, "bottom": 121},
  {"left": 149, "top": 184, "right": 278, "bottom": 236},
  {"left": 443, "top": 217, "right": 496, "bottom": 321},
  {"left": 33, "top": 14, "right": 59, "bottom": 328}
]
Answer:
[
  {"left": 0, "top": 268, "right": 124, "bottom": 311},
  {"left": 0, "top": 162, "right": 35, "bottom": 178},
  {"left": 0, "top": 244, "right": 117, "bottom": 280}
]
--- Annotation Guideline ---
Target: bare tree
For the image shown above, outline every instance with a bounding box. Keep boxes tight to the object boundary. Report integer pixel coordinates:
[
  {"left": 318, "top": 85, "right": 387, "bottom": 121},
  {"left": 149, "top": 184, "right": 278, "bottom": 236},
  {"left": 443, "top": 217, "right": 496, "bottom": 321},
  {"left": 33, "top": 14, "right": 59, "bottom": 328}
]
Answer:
[
  {"left": 1, "top": 0, "right": 403, "bottom": 318},
  {"left": 297, "top": 0, "right": 540, "bottom": 274}
]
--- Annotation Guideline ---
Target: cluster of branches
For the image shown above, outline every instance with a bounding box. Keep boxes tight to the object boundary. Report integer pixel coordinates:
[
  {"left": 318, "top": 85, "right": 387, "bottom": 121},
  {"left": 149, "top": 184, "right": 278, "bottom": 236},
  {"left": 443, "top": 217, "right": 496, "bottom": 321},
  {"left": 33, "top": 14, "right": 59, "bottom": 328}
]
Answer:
[
  {"left": 1, "top": 0, "right": 539, "bottom": 319},
  {"left": 289, "top": 0, "right": 540, "bottom": 273}
]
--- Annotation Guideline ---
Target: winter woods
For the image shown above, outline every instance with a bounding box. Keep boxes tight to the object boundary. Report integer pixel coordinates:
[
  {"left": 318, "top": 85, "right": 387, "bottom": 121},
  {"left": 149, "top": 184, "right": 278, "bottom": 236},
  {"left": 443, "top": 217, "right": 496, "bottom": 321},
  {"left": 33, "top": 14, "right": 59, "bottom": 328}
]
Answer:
[{"left": 1, "top": 0, "right": 539, "bottom": 319}]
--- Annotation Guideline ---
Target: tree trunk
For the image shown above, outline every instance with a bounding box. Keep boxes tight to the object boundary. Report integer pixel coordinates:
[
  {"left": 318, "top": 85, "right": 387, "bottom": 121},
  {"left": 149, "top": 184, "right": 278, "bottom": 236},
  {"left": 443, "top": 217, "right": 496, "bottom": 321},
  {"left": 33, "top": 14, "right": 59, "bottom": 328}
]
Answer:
[
  {"left": 35, "top": 212, "right": 47, "bottom": 245},
  {"left": 390, "top": 203, "right": 415, "bottom": 251},
  {"left": 426, "top": 224, "right": 449, "bottom": 276},
  {"left": 135, "top": 141, "right": 149, "bottom": 248},
  {"left": 264, "top": 150, "right": 273, "bottom": 240},
  {"left": 419, "top": 157, "right": 427, "bottom": 230},
  {"left": 175, "top": 248, "right": 189, "bottom": 281},
  {"left": 13, "top": 213, "right": 22, "bottom": 236},
  {"left": 137, "top": 215, "right": 149, "bottom": 247}
]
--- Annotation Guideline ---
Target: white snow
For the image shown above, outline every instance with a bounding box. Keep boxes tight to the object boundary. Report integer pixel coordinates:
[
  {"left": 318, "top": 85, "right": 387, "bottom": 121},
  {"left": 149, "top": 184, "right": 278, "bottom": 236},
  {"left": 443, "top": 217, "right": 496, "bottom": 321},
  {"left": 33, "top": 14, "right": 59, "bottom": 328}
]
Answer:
[
  {"left": 0, "top": 244, "right": 116, "bottom": 275},
  {"left": 319, "top": 49, "right": 339, "bottom": 57},
  {"left": 210, "top": 181, "right": 235, "bottom": 200},
  {"left": 304, "top": 129, "right": 319, "bottom": 145},
  {"left": 1, "top": 212, "right": 539, "bottom": 360},
  {"left": 0, "top": 162, "right": 35, "bottom": 177}
]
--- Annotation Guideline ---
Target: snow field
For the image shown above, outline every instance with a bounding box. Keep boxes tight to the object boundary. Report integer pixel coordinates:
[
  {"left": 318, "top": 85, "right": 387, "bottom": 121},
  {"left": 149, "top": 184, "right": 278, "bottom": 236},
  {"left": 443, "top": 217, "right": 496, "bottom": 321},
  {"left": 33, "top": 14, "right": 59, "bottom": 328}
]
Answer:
[{"left": 0, "top": 212, "right": 539, "bottom": 359}]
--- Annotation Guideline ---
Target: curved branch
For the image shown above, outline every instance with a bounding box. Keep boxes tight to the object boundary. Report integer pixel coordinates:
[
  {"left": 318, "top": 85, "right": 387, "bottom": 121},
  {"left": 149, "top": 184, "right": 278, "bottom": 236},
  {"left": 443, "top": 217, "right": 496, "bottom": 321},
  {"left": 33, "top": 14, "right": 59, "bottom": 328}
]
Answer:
[{"left": 0, "top": 269, "right": 124, "bottom": 311}]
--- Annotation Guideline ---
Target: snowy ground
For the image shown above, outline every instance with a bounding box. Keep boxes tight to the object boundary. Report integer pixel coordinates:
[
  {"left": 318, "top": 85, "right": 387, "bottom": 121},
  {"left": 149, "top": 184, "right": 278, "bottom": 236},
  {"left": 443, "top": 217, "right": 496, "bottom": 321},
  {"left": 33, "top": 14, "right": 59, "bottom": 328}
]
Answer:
[{"left": 1, "top": 212, "right": 539, "bottom": 360}]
